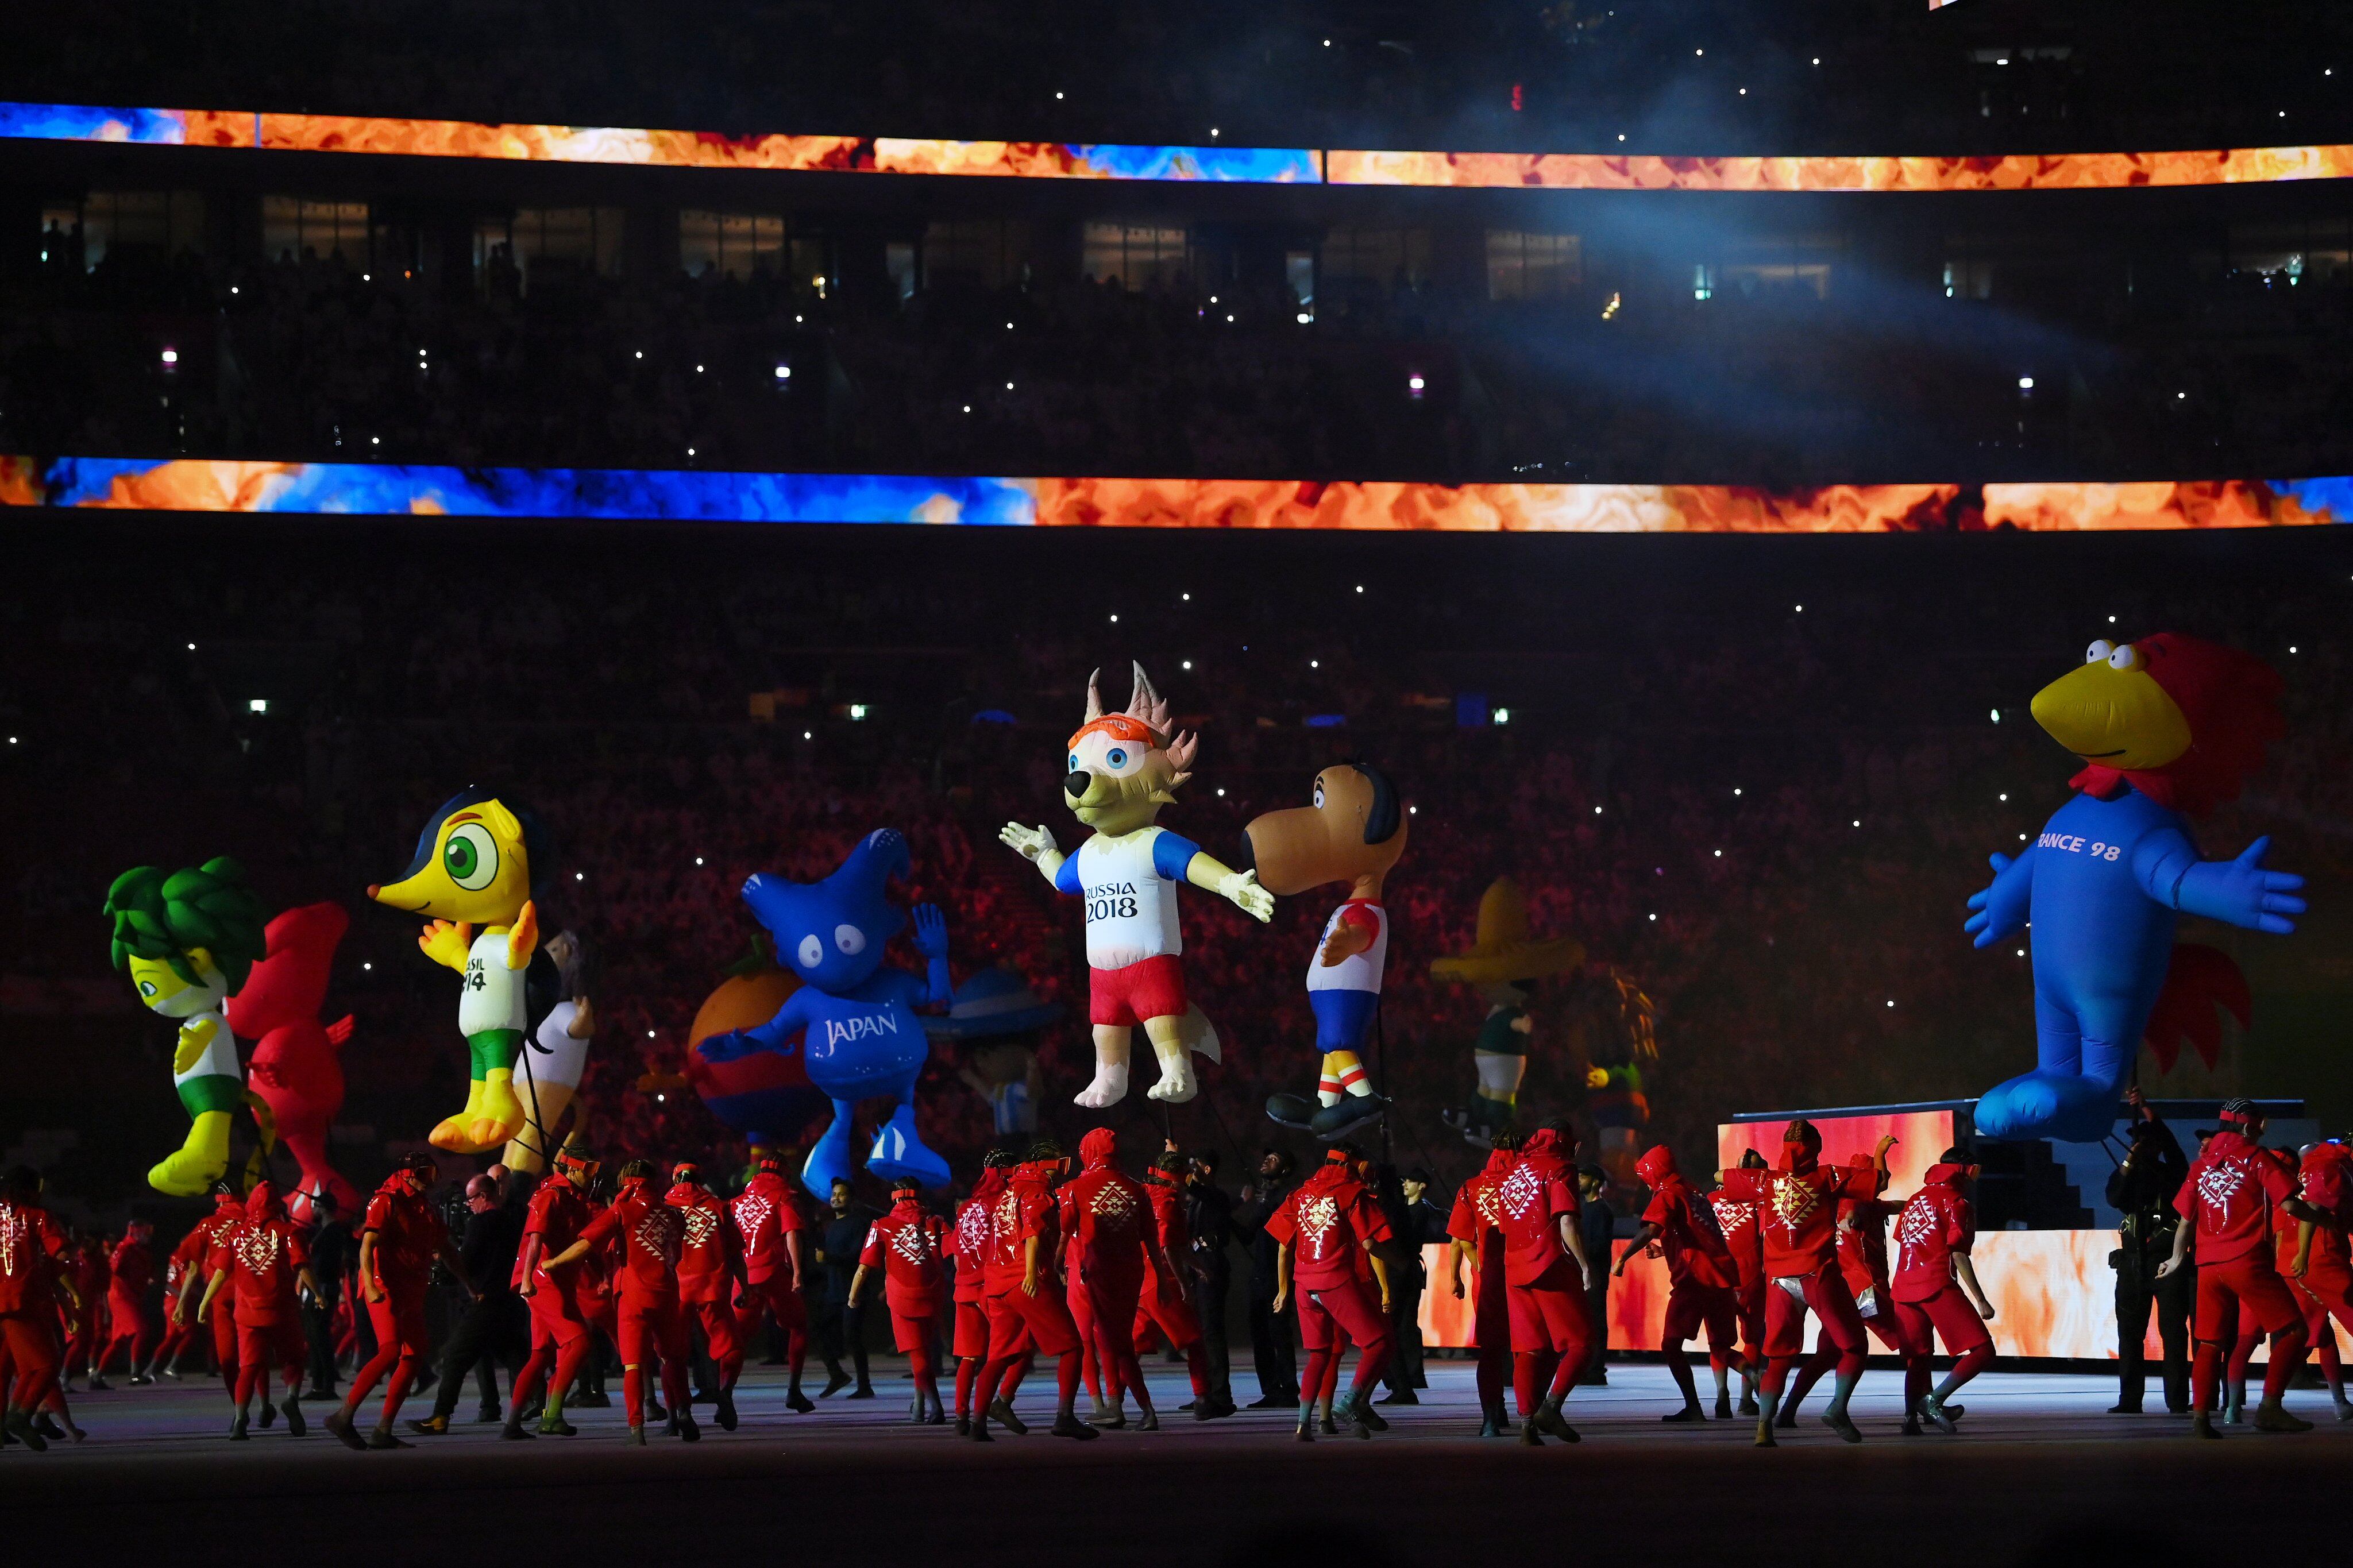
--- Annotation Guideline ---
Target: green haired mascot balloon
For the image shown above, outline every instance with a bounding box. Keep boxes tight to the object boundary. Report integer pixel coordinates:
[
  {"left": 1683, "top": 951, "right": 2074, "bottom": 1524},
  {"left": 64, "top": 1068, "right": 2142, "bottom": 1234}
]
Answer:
[{"left": 106, "top": 858, "right": 269, "bottom": 1196}]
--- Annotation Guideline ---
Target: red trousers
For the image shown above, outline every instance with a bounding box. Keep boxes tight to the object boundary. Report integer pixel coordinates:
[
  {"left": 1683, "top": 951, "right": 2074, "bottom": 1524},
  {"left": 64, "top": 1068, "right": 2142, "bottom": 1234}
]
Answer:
[
  {"left": 1761, "top": 1268, "right": 1866, "bottom": 1395},
  {"left": 1298, "top": 1277, "right": 1392, "bottom": 1405},
  {"left": 2194, "top": 1252, "right": 2309, "bottom": 1411},
  {"left": 988, "top": 1283, "right": 1080, "bottom": 1359},
  {"left": 343, "top": 1291, "right": 429, "bottom": 1425},
  {"left": 210, "top": 1298, "right": 241, "bottom": 1376},
  {"left": 1469, "top": 1257, "right": 1511, "bottom": 1409},
  {"left": 235, "top": 1317, "right": 306, "bottom": 1407},
  {"left": 0, "top": 1310, "right": 61, "bottom": 1411},
  {"left": 1505, "top": 1264, "right": 1592, "bottom": 1360},
  {"left": 102, "top": 1285, "right": 153, "bottom": 1373},
  {"left": 1893, "top": 1284, "right": 1993, "bottom": 1358},
  {"left": 684, "top": 1295, "right": 742, "bottom": 1387},
  {"left": 1077, "top": 1269, "right": 1146, "bottom": 1403},
  {"left": 1662, "top": 1280, "right": 1740, "bottom": 1368},
  {"left": 952, "top": 1299, "right": 990, "bottom": 1359},
  {"left": 617, "top": 1293, "right": 689, "bottom": 1429},
  {"left": 1132, "top": 1276, "right": 1202, "bottom": 1351}
]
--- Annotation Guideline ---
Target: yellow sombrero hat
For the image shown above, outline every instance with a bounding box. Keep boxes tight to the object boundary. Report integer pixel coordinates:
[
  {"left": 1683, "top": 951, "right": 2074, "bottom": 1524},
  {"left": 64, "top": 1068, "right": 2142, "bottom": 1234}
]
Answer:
[{"left": 1430, "top": 877, "right": 1584, "bottom": 985}]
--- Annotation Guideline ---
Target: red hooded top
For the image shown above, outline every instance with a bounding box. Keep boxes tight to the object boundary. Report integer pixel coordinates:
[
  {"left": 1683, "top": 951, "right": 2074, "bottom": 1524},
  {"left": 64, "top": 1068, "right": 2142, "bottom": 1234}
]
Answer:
[
  {"left": 110, "top": 1231, "right": 155, "bottom": 1299},
  {"left": 362, "top": 1169, "right": 447, "bottom": 1297},
  {"left": 1635, "top": 1146, "right": 1737, "bottom": 1292},
  {"left": 581, "top": 1176, "right": 684, "bottom": 1302},
  {"left": 666, "top": 1181, "right": 743, "bottom": 1304},
  {"left": 1891, "top": 1163, "right": 1976, "bottom": 1303},
  {"left": 1062, "top": 1129, "right": 1151, "bottom": 1285},
  {"left": 169, "top": 1194, "right": 246, "bottom": 1295},
  {"left": 1140, "top": 1169, "right": 1190, "bottom": 1295},
  {"left": 859, "top": 1194, "right": 945, "bottom": 1316},
  {"left": 1833, "top": 1153, "right": 1897, "bottom": 1303},
  {"left": 1706, "top": 1182, "right": 1764, "bottom": 1289},
  {"left": 1266, "top": 1151, "right": 1392, "bottom": 1293},
  {"left": 948, "top": 1168, "right": 1006, "bottom": 1303},
  {"left": 2174, "top": 1128, "right": 2297, "bottom": 1266},
  {"left": 519, "top": 1175, "right": 600, "bottom": 1297},
  {"left": 1495, "top": 1129, "right": 1581, "bottom": 1288},
  {"left": 1718, "top": 1138, "right": 1879, "bottom": 1279},
  {"left": 730, "top": 1168, "right": 808, "bottom": 1287},
  {"left": 209, "top": 1182, "right": 308, "bottom": 1325},
  {"left": 2282, "top": 1145, "right": 2353, "bottom": 1273},
  {"left": 979, "top": 1166, "right": 1036, "bottom": 1295},
  {"left": 0, "top": 1194, "right": 70, "bottom": 1316},
  {"left": 1009, "top": 1160, "right": 1064, "bottom": 1257}
]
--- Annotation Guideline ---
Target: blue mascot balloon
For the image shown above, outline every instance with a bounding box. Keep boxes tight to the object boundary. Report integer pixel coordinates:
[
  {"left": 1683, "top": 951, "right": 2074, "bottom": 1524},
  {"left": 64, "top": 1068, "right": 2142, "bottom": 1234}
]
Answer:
[
  {"left": 1965, "top": 634, "right": 2304, "bottom": 1142},
  {"left": 696, "top": 829, "right": 954, "bottom": 1191}
]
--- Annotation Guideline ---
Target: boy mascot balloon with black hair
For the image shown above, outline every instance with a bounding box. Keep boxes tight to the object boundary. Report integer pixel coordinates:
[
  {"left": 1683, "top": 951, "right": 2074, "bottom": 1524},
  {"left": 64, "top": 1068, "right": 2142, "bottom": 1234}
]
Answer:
[
  {"left": 1000, "top": 663, "right": 1273, "bottom": 1109},
  {"left": 368, "top": 789, "right": 556, "bottom": 1154},
  {"left": 106, "top": 858, "right": 269, "bottom": 1196},
  {"left": 924, "top": 967, "right": 1060, "bottom": 1143},
  {"left": 1243, "top": 762, "right": 1409, "bottom": 1141},
  {"left": 1433, "top": 878, "right": 1583, "bottom": 1148},
  {"left": 1965, "top": 635, "right": 2304, "bottom": 1142}
]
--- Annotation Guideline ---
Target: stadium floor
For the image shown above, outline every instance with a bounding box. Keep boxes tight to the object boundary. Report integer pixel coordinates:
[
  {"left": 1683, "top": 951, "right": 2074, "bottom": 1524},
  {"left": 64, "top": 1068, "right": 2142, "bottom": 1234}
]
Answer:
[{"left": 3, "top": 1359, "right": 2342, "bottom": 1562}]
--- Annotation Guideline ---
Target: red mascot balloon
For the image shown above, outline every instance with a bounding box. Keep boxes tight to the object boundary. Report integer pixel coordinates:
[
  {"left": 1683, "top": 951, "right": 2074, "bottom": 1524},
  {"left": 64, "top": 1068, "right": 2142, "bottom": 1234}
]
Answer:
[{"left": 228, "top": 903, "right": 360, "bottom": 1222}]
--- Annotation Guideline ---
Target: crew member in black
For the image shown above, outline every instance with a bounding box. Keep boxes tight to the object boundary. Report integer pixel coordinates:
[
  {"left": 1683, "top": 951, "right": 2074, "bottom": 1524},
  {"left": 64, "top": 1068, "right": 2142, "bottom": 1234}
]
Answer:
[
  {"left": 1233, "top": 1148, "right": 1301, "bottom": 1408},
  {"left": 1379, "top": 1167, "right": 1446, "bottom": 1403},
  {"left": 813, "top": 1178, "right": 878, "bottom": 1399},
  {"left": 1185, "top": 1150, "right": 1237, "bottom": 1412},
  {"left": 408, "top": 1173, "right": 528, "bottom": 1433},
  {"left": 2108, "top": 1087, "right": 2193, "bottom": 1414},
  {"left": 301, "top": 1190, "right": 353, "bottom": 1399}
]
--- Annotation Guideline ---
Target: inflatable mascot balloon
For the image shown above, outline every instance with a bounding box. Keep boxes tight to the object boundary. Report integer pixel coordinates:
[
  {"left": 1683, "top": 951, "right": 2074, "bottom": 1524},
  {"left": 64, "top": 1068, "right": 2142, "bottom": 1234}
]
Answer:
[
  {"left": 229, "top": 902, "right": 361, "bottom": 1222},
  {"left": 505, "top": 927, "right": 597, "bottom": 1173},
  {"left": 999, "top": 662, "right": 1272, "bottom": 1108},
  {"left": 925, "top": 967, "right": 1060, "bottom": 1142},
  {"left": 642, "top": 948, "right": 826, "bottom": 1173},
  {"left": 696, "top": 829, "right": 954, "bottom": 1192},
  {"left": 105, "top": 858, "right": 269, "bottom": 1196},
  {"left": 1244, "top": 762, "right": 1409, "bottom": 1140},
  {"left": 1433, "top": 876, "right": 1584, "bottom": 1148},
  {"left": 367, "top": 789, "right": 556, "bottom": 1154},
  {"left": 1966, "top": 634, "right": 2304, "bottom": 1142}
]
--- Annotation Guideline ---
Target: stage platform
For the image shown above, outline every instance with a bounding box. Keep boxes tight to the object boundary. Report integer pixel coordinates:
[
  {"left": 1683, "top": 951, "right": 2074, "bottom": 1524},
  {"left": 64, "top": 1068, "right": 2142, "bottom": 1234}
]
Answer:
[{"left": 5, "top": 1358, "right": 2344, "bottom": 1564}]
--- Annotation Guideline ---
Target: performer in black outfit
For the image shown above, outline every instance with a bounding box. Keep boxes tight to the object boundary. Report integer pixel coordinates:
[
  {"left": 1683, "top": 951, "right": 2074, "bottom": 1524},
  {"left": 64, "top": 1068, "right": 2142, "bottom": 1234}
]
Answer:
[
  {"left": 301, "top": 1191, "right": 352, "bottom": 1398},
  {"left": 410, "top": 1173, "right": 527, "bottom": 1433},
  {"left": 1185, "top": 1150, "right": 1237, "bottom": 1411},
  {"left": 2108, "top": 1087, "right": 2193, "bottom": 1414},
  {"left": 814, "top": 1179, "right": 878, "bottom": 1399},
  {"left": 1233, "top": 1148, "right": 1300, "bottom": 1408}
]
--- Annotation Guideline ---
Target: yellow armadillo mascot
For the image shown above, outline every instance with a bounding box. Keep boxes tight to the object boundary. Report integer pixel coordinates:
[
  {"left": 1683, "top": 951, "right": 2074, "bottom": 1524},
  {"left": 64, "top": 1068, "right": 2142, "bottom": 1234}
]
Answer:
[{"left": 368, "top": 789, "right": 554, "bottom": 1153}]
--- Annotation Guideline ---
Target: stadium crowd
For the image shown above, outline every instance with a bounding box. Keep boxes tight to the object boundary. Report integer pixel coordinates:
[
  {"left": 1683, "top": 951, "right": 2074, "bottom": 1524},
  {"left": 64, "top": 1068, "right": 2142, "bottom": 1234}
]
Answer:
[{"left": 6, "top": 238, "right": 2353, "bottom": 482}]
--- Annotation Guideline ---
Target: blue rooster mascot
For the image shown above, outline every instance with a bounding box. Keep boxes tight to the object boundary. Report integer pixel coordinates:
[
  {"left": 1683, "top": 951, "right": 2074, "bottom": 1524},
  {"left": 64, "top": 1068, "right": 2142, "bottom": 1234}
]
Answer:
[{"left": 1966, "top": 634, "right": 2304, "bottom": 1142}]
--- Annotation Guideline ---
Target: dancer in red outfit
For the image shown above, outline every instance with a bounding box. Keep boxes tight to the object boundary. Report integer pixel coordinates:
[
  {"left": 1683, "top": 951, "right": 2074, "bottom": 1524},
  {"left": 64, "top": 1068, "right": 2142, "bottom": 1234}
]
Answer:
[
  {"left": 2159, "top": 1099, "right": 2318, "bottom": 1437},
  {"left": 1783, "top": 1152, "right": 1926, "bottom": 1432},
  {"left": 1889, "top": 1150, "right": 1998, "bottom": 1434},
  {"left": 1617, "top": 1144, "right": 1741, "bottom": 1422},
  {"left": 0, "top": 1167, "right": 76, "bottom": 1452},
  {"left": 1706, "top": 1149, "right": 1769, "bottom": 1418},
  {"left": 946, "top": 1152, "right": 1013, "bottom": 1434},
  {"left": 1267, "top": 1145, "right": 1395, "bottom": 1442},
  {"left": 1447, "top": 1129, "right": 1519, "bottom": 1436},
  {"left": 1058, "top": 1127, "right": 1172, "bottom": 1430},
  {"left": 1054, "top": 1169, "right": 1110, "bottom": 1422},
  {"left": 546, "top": 1159, "right": 694, "bottom": 1445},
  {"left": 2285, "top": 1142, "right": 2353, "bottom": 1422},
  {"left": 169, "top": 1188, "right": 248, "bottom": 1404},
  {"left": 101, "top": 1221, "right": 157, "bottom": 1384},
  {"left": 507, "top": 1143, "right": 602, "bottom": 1438},
  {"left": 730, "top": 1156, "right": 815, "bottom": 1414},
  {"left": 666, "top": 1162, "right": 748, "bottom": 1430},
  {"left": 64, "top": 1234, "right": 106, "bottom": 1391},
  {"left": 195, "top": 1181, "right": 321, "bottom": 1439},
  {"left": 1136, "top": 1148, "right": 1222, "bottom": 1419},
  {"left": 328, "top": 1153, "right": 464, "bottom": 1451},
  {"left": 853, "top": 1176, "right": 948, "bottom": 1424},
  {"left": 970, "top": 1140, "right": 1097, "bottom": 1442},
  {"left": 1488, "top": 1123, "right": 1589, "bottom": 1446},
  {"left": 1716, "top": 1121, "right": 1890, "bottom": 1446}
]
